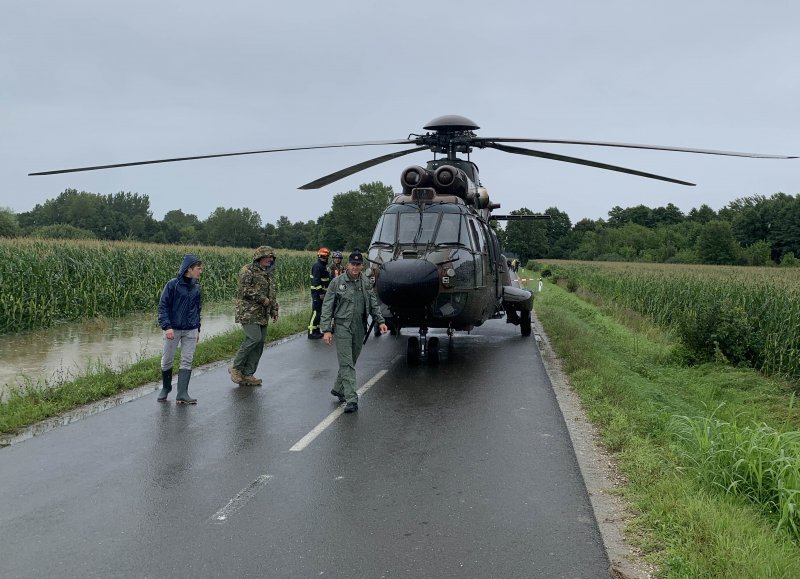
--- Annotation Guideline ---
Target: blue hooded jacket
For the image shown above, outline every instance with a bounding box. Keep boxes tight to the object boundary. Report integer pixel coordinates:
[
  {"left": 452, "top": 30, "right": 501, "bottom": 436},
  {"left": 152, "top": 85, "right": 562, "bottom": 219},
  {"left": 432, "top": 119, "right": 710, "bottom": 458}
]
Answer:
[{"left": 158, "top": 254, "right": 202, "bottom": 331}]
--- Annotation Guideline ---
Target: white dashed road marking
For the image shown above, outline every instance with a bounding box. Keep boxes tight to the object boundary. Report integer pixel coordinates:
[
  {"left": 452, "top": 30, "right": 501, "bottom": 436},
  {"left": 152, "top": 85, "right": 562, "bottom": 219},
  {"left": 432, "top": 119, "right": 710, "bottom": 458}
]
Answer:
[
  {"left": 289, "top": 369, "right": 388, "bottom": 452},
  {"left": 210, "top": 474, "right": 273, "bottom": 523}
]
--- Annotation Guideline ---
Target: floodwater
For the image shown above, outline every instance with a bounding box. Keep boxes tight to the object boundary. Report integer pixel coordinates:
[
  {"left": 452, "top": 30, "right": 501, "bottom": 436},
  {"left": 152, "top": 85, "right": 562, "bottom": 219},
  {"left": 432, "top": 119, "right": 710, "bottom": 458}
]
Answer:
[{"left": 0, "top": 290, "right": 309, "bottom": 400}]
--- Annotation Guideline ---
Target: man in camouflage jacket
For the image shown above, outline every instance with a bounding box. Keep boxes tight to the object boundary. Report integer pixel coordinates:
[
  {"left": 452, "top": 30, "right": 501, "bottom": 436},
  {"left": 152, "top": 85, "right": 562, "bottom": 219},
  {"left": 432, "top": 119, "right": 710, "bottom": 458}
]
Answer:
[{"left": 229, "top": 246, "right": 279, "bottom": 386}]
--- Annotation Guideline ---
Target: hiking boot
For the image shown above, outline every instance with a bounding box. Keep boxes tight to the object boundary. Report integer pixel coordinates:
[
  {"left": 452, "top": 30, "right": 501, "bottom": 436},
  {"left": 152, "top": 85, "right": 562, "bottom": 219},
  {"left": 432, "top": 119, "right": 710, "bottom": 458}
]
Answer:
[
  {"left": 344, "top": 402, "right": 358, "bottom": 413},
  {"left": 330, "top": 389, "right": 345, "bottom": 403},
  {"left": 242, "top": 375, "right": 263, "bottom": 386},
  {"left": 308, "top": 332, "right": 323, "bottom": 340},
  {"left": 229, "top": 367, "right": 244, "bottom": 384}
]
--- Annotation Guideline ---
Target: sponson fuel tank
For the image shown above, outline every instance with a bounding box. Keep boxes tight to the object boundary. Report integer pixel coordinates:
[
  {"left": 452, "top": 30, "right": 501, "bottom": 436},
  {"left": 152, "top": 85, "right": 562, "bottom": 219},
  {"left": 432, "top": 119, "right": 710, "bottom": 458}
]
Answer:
[{"left": 376, "top": 259, "right": 439, "bottom": 311}]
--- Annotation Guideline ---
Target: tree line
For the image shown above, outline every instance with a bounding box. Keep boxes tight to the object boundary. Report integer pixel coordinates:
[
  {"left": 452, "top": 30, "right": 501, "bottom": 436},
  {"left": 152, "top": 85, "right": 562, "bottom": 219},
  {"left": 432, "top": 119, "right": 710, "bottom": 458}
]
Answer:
[
  {"left": 2, "top": 186, "right": 798, "bottom": 266},
  {"left": 501, "top": 194, "right": 800, "bottom": 266},
  {"left": 1, "top": 182, "right": 394, "bottom": 252}
]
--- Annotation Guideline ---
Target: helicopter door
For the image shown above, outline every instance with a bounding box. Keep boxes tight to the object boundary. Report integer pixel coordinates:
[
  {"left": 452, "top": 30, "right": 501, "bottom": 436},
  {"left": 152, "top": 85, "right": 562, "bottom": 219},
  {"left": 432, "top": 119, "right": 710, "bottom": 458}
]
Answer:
[
  {"left": 480, "top": 221, "right": 497, "bottom": 274},
  {"left": 485, "top": 223, "right": 504, "bottom": 299},
  {"left": 467, "top": 218, "right": 486, "bottom": 288}
]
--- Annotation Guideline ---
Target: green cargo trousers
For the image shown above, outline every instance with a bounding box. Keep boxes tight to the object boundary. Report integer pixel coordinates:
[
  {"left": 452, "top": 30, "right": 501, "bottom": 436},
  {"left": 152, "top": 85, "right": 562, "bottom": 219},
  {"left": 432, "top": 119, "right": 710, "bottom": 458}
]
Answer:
[
  {"left": 232, "top": 323, "right": 268, "bottom": 377},
  {"left": 332, "top": 320, "right": 366, "bottom": 404}
]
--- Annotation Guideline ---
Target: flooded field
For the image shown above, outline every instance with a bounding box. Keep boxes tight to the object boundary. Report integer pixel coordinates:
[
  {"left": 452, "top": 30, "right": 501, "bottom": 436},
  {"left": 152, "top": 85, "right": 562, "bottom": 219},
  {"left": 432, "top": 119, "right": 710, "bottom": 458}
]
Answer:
[{"left": 0, "top": 290, "right": 308, "bottom": 399}]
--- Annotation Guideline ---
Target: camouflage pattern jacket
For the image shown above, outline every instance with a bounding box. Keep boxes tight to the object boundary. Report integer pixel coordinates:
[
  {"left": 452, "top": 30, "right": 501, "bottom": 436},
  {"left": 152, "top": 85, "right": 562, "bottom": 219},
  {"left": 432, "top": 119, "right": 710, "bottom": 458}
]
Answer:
[{"left": 234, "top": 261, "right": 279, "bottom": 325}]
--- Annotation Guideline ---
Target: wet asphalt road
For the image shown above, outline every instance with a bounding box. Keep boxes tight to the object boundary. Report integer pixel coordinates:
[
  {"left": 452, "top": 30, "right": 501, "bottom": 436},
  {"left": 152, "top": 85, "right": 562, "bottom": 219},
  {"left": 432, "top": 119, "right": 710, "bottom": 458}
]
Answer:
[{"left": 0, "top": 319, "right": 609, "bottom": 578}]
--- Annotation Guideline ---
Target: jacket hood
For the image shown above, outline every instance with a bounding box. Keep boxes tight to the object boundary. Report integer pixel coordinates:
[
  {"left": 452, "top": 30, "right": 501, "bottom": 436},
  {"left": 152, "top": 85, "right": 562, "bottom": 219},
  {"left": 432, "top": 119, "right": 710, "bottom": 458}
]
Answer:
[{"left": 178, "top": 254, "right": 200, "bottom": 278}]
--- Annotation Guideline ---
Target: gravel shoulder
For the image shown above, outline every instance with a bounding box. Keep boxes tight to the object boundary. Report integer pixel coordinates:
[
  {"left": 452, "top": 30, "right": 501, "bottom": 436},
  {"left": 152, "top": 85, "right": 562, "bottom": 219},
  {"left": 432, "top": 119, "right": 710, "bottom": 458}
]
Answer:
[{"left": 533, "top": 313, "right": 655, "bottom": 579}]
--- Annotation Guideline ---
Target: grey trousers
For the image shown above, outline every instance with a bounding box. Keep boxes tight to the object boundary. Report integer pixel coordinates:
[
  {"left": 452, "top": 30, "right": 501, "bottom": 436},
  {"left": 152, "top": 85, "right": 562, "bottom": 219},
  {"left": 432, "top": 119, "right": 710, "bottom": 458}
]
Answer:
[
  {"left": 161, "top": 328, "right": 199, "bottom": 371},
  {"left": 232, "top": 323, "right": 268, "bottom": 377}
]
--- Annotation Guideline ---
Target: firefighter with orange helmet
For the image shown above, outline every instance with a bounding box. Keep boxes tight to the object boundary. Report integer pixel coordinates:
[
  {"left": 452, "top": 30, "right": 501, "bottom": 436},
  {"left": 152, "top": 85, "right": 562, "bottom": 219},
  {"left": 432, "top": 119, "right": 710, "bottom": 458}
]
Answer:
[{"left": 308, "top": 247, "right": 331, "bottom": 338}]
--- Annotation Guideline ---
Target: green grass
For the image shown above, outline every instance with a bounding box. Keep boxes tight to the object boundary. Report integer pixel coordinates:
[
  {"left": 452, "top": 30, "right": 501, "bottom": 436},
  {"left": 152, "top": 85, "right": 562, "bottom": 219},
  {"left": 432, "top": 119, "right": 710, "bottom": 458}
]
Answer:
[
  {"left": 0, "top": 311, "right": 309, "bottom": 435},
  {"left": 530, "top": 273, "right": 800, "bottom": 576}
]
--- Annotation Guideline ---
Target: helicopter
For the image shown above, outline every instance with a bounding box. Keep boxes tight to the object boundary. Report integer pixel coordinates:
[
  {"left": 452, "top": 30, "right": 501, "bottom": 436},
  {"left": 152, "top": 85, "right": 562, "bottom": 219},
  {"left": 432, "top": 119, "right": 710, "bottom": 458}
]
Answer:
[{"left": 30, "top": 114, "right": 796, "bottom": 365}]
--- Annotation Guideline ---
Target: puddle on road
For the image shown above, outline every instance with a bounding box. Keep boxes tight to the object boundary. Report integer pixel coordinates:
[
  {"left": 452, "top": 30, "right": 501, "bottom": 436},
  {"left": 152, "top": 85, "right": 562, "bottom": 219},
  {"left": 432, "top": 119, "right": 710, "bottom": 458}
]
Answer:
[{"left": 0, "top": 290, "right": 309, "bottom": 400}]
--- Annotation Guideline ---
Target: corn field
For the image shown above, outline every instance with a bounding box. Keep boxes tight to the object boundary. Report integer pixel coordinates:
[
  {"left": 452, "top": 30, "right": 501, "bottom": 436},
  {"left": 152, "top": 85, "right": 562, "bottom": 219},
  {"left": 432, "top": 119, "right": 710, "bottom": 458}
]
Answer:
[
  {"left": 539, "top": 261, "right": 800, "bottom": 382},
  {"left": 0, "top": 239, "right": 315, "bottom": 334}
]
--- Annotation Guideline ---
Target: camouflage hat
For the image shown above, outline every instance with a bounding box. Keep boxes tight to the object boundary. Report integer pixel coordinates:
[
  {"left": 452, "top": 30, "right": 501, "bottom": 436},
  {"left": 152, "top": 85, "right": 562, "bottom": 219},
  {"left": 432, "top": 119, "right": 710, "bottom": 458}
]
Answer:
[{"left": 252, "top": 246, "right": 276, "bottom": 261}]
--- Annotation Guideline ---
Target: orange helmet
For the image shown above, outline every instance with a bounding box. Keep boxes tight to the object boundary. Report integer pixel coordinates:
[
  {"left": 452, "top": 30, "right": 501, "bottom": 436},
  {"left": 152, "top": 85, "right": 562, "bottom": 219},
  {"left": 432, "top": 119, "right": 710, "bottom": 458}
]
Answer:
[{"left": 318, "top": 247, "right": 331, "bottom": 258}]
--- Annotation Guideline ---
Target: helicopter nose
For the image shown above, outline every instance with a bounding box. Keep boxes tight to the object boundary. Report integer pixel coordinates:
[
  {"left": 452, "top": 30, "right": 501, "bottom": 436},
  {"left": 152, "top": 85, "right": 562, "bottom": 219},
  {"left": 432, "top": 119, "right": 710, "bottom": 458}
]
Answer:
[{"left": 376, "top": 259, "right": 439, "bottom": 310}]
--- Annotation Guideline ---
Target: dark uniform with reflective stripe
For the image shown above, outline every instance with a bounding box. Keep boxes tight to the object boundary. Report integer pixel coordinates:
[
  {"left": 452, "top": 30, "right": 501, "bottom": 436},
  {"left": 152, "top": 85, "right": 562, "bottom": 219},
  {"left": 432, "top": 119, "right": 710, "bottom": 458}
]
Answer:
[{"left": 308, "top": 258, "right": 331, "bottom": 337}]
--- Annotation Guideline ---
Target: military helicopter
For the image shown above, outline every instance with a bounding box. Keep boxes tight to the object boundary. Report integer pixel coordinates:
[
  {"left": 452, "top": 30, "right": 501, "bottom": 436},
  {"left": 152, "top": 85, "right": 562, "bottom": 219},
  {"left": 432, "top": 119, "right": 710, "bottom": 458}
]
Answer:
[{"left": 31, "top": 114, "right": 796, "bottom": 365}]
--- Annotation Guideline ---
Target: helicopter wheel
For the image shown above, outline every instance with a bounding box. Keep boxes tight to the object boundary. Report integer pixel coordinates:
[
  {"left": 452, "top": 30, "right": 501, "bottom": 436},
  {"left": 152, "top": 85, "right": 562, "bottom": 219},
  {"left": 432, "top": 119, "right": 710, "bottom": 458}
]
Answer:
[
  {"left": 407, "top": 336, "right": 420, "bottom": 366},
  {"left": 520, "top": 310, "right": 532, "bottom": 337},
  {"left": 427, "top": 336, "right": 440, "bottom": 365}
]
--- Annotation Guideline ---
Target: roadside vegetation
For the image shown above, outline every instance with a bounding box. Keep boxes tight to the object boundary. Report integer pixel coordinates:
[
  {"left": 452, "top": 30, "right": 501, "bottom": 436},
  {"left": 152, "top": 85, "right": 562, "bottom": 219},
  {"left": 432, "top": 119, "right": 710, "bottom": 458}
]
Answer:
[
  {"left": 540, "top": 260, "right": 800, "bottom": 381},
  {"left": 0, "top": 311, "right": 308, "bottom": 436},
  {"left": 528, "top": 264, "right": 800, "bottom": 576}
]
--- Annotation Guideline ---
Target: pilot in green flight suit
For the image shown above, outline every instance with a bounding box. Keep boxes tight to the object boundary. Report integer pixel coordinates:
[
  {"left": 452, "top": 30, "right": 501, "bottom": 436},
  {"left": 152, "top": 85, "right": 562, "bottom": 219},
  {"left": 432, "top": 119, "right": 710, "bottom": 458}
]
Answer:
[{"left": 320, "top": 250, "right": 388, "bottom": 413}]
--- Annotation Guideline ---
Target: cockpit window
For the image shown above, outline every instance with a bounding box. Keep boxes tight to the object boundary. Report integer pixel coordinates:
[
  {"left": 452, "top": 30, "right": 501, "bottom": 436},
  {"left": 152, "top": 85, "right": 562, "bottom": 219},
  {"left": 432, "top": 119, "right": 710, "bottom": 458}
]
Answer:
[
  {"left": 434, "top": 213, "right": 463, "bottom": 245},
  {"left": 371, "top": 203, "right": 473, "bottom": 247},
  {"left": 398, "top": 212, "right": 439, "bottom": 244},
  {"left": 371, "top": 212, "right": 397, "bottom": 245}
]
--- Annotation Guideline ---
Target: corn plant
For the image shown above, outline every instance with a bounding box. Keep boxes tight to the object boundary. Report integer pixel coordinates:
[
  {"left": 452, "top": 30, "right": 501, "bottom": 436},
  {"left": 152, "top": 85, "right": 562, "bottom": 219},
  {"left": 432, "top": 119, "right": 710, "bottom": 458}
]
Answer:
[
  {"left": 540, "top": 261, "right": 800, "bottom": 382},
  {"left": 0, "top": 239, "right": 316, "bottom": 334}
]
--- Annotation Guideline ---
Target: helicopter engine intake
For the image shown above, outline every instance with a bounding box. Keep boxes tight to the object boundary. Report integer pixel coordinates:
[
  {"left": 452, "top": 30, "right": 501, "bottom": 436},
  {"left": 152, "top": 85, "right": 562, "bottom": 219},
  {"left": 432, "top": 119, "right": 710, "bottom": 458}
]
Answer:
[
  {"left": 401, "top": 166, "right": 433, "bottom": 195},
  {"left": 433, "top": 165, "right": 470, "bottom": 198}
]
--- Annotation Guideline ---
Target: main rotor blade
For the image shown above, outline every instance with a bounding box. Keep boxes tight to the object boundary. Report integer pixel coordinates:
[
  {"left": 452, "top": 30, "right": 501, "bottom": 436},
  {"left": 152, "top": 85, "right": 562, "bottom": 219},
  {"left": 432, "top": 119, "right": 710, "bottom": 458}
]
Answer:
[
  {"left": 298, "top": 146, "right": 429, "bottom": 189},
  {"left": 28, "top": 139, "right": 416, "bottom": 176},
  {"left": 480, "top": 138, "right": 796, "bottom": 159},
  {"left": 485, "top": 143, "right": 696, "bottom": 186}
]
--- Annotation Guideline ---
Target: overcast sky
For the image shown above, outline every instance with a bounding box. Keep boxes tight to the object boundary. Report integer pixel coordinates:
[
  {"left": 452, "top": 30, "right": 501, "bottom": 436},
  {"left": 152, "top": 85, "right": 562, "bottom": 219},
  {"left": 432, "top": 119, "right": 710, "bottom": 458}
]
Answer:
[{"left": 2, "top": 0, "right": 797, "bottom": 227}]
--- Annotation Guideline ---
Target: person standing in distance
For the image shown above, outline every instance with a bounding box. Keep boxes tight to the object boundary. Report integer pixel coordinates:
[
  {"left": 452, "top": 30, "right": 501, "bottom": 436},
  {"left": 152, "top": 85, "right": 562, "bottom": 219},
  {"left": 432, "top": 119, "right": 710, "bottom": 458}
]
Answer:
[
  {"left": 157, "top": 255, "right": 203, "bottom": 404},
  {"left": 308, "top": 247, "right": 331, "bottom": 339},
  {"left": 320, "top": 250, "right": 388, "bottom": 413},
  {"left": 329, "top": 250, "right": 344, "bottom": 278},
  {"left": 229, "top": 246, "right": 279, "bottom": 386}
]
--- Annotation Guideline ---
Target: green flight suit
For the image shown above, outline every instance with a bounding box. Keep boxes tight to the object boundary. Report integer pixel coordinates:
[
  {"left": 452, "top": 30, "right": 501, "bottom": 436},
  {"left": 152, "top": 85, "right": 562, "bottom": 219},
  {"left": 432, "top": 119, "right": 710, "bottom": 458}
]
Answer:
[{"left": 320, "top": 270, "right": 385, "bottom": 404}]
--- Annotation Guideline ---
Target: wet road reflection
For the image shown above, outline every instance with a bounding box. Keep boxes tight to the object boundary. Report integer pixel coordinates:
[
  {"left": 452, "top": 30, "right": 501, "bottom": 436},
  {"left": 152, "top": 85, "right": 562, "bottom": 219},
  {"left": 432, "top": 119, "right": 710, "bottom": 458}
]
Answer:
[{"left": 0, "top": 290, "right": 308, "bottom": 399}]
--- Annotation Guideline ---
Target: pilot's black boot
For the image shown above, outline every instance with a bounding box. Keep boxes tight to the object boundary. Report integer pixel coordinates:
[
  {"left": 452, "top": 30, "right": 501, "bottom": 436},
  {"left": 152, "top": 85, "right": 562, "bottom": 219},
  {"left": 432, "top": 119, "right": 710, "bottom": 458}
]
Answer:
[
  {"left": 157, "top": 369, "right": 172, "bottom": 402},
  {"left": 175, "top": 369, "right": 197, "bottom": 404}
]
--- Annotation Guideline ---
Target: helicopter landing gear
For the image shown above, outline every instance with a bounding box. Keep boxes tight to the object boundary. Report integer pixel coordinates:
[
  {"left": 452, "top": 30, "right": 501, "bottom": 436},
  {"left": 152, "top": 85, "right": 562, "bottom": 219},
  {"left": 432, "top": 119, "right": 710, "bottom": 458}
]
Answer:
[{"left": 406, "top": 328, "right": 440, "bottom": 365}]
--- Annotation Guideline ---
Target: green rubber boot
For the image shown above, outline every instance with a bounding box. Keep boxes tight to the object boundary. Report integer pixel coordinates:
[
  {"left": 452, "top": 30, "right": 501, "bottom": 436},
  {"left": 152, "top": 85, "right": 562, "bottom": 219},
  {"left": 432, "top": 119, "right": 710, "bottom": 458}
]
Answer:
[
  {"left": 175, "top": 369, "right": 197, "bottom": 405},
  {"left": 157, "top": 369, "right": 172, "bottom": 402}
]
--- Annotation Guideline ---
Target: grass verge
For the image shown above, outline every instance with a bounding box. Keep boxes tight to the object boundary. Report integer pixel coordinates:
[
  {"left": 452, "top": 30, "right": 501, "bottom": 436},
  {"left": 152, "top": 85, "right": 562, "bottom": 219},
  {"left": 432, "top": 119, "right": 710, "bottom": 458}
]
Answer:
[
  {"left": 0, "top": 311, "right": 309, "bottom": 435},
  {"left": 532, "top": 276, "right": 800, "bottom": 577}
]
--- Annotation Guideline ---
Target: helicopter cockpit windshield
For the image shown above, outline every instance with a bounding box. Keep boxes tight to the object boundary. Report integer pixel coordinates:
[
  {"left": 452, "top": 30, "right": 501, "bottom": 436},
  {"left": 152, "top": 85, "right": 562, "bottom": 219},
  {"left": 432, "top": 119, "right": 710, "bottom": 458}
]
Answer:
[{"left": 370, "top": 204, "right": 470, "bottom": 248}]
